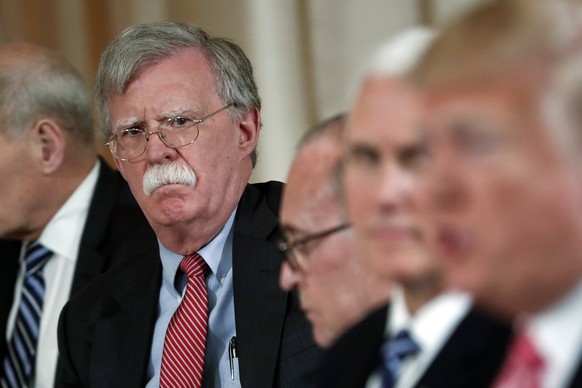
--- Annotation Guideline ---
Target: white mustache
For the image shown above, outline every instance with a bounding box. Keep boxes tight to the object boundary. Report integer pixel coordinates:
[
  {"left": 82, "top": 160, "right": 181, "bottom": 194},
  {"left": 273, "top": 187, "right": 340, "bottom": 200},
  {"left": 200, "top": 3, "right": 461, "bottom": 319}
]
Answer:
[{"left": 142, "top": 163, "right": 197, "bottom": 196}]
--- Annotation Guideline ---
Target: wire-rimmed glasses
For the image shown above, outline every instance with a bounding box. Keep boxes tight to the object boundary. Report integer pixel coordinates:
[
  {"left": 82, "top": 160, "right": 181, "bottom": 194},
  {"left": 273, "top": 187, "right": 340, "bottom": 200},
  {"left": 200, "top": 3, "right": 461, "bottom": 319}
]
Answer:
[
  {"left": 106, "top": 104, "right": 233, "bottom": 161},
  {"left": 278, "top": 223, "right": 351, "bottom": 271}
]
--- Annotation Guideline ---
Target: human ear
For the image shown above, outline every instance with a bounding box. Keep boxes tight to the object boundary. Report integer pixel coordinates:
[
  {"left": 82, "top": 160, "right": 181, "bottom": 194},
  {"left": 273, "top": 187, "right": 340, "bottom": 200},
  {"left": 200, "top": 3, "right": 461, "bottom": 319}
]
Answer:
[
  {"left": 237, "top": 107, "right": 261, "bottom": 160},
  {"left": 32, "top": 119, "right": 65, "bottom": 174}
]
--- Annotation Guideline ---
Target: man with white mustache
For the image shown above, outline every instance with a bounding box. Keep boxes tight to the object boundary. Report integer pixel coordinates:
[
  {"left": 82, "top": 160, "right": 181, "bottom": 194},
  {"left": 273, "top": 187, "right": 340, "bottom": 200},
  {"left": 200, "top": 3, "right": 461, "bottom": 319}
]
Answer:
[
  {"left": 57, "top": 21, "right": 321, "bottom": 387},
  {"left": 142, "top": 162, "right": 197, "bottom": 197}
]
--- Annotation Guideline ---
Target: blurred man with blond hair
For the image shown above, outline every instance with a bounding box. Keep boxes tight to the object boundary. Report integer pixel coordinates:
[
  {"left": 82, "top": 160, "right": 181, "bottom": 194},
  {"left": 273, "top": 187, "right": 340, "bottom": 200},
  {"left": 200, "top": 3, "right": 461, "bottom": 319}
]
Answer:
[{"left": 416, "top": 0, "right": 582, "bottom": 386}]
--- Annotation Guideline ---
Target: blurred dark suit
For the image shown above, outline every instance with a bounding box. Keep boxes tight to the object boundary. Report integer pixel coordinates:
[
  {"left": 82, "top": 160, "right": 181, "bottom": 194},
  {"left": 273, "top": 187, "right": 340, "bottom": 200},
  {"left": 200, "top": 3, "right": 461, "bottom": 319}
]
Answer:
[{"left": 318, "top": 303, "right": 513, "bottom": 388}]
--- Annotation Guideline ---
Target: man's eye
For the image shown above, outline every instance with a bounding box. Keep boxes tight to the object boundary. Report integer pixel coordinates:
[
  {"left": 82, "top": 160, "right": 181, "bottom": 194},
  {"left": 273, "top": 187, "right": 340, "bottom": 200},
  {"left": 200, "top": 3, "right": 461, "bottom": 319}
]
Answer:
[
  {"left": 452, "top": 121, "right": 501, "bottom": 155},
  {"left": 120, "top": 128, "right": 144, "bottom": 138},
  {"left": 401, "top": 145, "right": 430, "bottom": 171},
  {"left": 346, "top": 146, "right": 379, "bottom": 168},
  {"left": 169, "top": 116, "right": 194, "bottom": 128},
  {"left": 294, "top": 239, "right": 318, "bottom": 257}
]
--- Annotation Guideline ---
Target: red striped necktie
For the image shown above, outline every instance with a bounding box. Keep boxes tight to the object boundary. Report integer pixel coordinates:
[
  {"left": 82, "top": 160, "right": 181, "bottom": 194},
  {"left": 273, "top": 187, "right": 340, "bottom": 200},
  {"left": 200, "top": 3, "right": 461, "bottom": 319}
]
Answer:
[{"left": 160, "top": 253, "right": 209, "bottom": 388}]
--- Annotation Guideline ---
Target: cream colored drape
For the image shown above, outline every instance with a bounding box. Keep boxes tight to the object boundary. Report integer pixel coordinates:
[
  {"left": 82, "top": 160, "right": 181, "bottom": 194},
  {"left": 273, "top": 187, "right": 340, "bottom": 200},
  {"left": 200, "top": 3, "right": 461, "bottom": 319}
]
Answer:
[{"left": 0, "top": 0, "right": 482, "bottom": 183}]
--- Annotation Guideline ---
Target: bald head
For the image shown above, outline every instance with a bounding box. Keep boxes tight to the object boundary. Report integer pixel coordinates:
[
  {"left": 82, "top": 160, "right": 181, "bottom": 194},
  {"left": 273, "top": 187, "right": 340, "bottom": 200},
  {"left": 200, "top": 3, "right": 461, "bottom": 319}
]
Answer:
[
  {"left": 0, "top": 42, "right": 94, "bottom": 146},
  {"left": 0, "top": 42, "right": 62, "bottom": 67},
  {"left": 279, "top": 114, "right": 391, "bottom": 347}
]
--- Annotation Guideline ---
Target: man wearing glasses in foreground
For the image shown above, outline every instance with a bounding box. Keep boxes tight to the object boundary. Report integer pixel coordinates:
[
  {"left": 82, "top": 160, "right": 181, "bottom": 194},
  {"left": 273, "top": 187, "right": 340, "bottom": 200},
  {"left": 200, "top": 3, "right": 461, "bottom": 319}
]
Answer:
[
  {"left": 57, "top": 21, "right": 321, "bottom": 387},
  {"left": 278, "top": 114, "right": 391, "bottom": 349}
]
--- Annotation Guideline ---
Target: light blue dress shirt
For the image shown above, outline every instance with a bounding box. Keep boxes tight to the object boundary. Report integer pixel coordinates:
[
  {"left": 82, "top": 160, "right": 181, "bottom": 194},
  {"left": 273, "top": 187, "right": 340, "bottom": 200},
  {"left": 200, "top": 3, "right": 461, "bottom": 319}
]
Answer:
[{"left": 146, "top": 209, "right": 241, "bottom": 387}]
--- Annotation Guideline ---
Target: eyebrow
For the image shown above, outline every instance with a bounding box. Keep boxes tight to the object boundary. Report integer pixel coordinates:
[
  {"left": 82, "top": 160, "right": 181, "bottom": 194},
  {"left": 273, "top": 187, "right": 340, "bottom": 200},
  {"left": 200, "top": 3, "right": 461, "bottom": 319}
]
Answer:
[
  {"left": 112, "top": 107, "right": 204, "bottom": 132},
  {"left": 161, "top": 107, "right": 201, "bottom": 118},
  {"left": 345, "top": 142, "right": 380, "bottom": 159},
  {"left": 113, "top": 117, "right": 144, "bottom": 132}
]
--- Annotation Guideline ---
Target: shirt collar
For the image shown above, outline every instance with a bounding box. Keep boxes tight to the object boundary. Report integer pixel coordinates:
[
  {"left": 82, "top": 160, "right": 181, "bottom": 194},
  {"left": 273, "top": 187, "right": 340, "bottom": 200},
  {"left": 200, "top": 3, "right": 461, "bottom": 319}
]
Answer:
[
  {"left": 527, "top": 277, "right": 582, "bottom": 386},
  {"left": 38, "top": 160, "right": 100, "bottom": 260},
  {"left": 387, "top": 286, "right": 472, "bottom": 351},
  {"left": 159, "top": 207, "right": 237, "bottom": 294}
]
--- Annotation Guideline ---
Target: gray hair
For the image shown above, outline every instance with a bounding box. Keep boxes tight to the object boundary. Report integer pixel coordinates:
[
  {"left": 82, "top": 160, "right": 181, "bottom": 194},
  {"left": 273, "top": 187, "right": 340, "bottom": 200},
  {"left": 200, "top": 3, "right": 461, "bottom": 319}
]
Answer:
[
  {"left": 298, "top": 112, "right": 347, "bottom": 149},
  {"left": 0, "top": 44, "right": 93, "bottom": 145},
  {"left": 298, "top": 113, "right": 348, "bottom": 205},
  {"left": 95, "top": 21, "right": 261, "bottom": 165}
]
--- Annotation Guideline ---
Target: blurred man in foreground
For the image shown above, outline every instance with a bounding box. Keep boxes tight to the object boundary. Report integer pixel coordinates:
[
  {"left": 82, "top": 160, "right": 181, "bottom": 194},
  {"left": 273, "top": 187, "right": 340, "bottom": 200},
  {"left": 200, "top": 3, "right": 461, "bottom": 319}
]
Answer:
[
  {"left": 279, "top": 114, "right": 391, "bottom": 348},
  {"left": 415, "top": 0, "right": 582, "bottom": 386}
]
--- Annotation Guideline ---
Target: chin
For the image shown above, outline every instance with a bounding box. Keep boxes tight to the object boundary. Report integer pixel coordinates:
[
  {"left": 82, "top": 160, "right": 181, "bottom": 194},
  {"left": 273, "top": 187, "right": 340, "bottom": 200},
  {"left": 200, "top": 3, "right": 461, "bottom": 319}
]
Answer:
[{"left": 314, "top": 330, "right": 336, "bottom": 349}]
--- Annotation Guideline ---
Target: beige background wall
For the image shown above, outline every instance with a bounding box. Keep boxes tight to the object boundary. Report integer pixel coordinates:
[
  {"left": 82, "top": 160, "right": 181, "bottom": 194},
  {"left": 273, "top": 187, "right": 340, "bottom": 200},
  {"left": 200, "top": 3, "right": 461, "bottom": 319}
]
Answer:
[{"left": 0, "top": 0, "right": 483, "bottom": 183}]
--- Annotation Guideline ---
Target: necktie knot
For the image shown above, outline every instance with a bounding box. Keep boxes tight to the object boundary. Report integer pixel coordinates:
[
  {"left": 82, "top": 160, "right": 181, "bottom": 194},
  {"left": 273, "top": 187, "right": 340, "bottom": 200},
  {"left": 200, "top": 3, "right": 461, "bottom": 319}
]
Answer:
[
  {"left": 511, "top": 334, "right": 544, "bottom": 370},
  {"left": 180, "top": 253, "right": 209, "bottom": 278},
  {"left": 24, "top": 242, "right": 52, "bottom": 275},
  {"left": 381, "top": 329, "right": 420, "bottom": 388},
  {"left": 493, "top": 331, "right": 545, "bottom": 388}
]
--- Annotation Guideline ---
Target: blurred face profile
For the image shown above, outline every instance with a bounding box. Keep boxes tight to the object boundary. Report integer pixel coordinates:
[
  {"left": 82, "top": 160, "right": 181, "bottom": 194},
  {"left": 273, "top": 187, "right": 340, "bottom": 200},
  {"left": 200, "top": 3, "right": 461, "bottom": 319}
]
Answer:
[
  {"left": 421, "top": 73, "right": 582, "bottom": 316},
  {"left": 343, "top": 77, "right": 434, "bottom": 284},
  {"left": 279, "top": 137, "right": 375, "bottom": 347},
  {"left": 0, "top": 129, "right": 42, "bottom": 239}
]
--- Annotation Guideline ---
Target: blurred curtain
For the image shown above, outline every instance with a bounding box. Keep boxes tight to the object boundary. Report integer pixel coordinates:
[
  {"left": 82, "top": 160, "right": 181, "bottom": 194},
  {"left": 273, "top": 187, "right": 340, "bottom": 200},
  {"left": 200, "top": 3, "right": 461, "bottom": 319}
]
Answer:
[{"left": 0, "top": 0, "right": 481, "bottom": 182}]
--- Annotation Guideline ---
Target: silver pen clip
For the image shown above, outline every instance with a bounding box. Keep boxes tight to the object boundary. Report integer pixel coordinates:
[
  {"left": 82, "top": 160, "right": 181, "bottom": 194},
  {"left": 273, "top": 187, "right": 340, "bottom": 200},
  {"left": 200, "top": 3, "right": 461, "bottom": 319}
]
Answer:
[{"left": 229, "top": 336, "right": 238, "bottom": 380}]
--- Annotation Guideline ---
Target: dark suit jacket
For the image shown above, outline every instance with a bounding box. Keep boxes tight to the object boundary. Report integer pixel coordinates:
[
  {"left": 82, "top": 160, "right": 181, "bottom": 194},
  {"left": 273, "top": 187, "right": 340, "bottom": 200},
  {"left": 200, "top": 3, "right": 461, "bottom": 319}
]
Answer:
[
  {"left": 0, "top": 158, "right": 156, "bottom": 382},
  {"left": 318, "top": 303, "right": 513, "bottom": 388},
  {"left": 57, "top": 181, "right": 322, "bottom": 388}
]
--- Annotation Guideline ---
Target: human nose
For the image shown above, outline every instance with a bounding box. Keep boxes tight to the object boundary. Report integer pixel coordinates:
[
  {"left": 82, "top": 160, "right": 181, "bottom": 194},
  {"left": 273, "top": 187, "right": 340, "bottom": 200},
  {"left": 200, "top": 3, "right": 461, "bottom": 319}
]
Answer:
[
  {"left": 279, "top": 261, "right": 302, "bottom": 291},
  {"left": 143, "top": 127, "right": 178, "bottom": 161},
  {"left": 144, "top": 128, "right": 169, "bottom": 145},
  {"left": 375, "top": 164, "right": 415, "bottom": 211},
  {"left": 424, "top": 145, "right": 464, "bottom": 212}
]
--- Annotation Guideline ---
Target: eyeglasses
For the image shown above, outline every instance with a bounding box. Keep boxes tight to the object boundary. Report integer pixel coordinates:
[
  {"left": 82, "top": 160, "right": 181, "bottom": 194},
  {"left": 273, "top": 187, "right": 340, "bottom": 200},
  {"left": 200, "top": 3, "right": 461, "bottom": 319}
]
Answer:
[
  {"left": 106, "top": 104, "right": 233, "bottom": 161},
  {"left": 278, "top": 223, "right": 350, "bottom": 272}
]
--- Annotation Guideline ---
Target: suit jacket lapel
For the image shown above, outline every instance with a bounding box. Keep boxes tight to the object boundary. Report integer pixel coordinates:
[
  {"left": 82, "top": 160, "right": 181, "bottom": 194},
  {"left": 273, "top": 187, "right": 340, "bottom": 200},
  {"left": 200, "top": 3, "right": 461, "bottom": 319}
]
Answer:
[
  {"left": 567, "top": 357, "right": 582, "bottom": 388},
  {"left": 318, "top": 304, "right": 388, "bottom": 388},
  {"left": 417, "top": 309, "right": 512, "bottom": 388},
  {"left": 89, "top": 248, "right": 162, "bottom": 386},
  {"left": 0, "top": 240, "right": 21, "bottom": 360},
  {"left": 346, "top": 305, "right": 388, "bottom": 386},
  {"left": 232, "top": 184, "right": 286, "bottom": 387},
  {"left": 71, "top": 159, "right": 121, "bottom": 295}
]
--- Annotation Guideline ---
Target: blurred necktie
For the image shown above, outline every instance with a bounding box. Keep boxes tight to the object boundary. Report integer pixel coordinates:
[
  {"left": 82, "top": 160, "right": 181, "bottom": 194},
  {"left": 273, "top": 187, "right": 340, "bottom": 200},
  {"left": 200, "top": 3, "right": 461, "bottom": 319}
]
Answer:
[
  {"left": 1, "top": 242, "right": 53, "bottom": 388},
  {"left": 160, "top": 253, "right": 209, "bottom": 388},
  {"left": 493, "top": 331, "right": 545, "bottom": 388},
  {"left": 381, "top": 329, "right": 421, "bottom": 388}
]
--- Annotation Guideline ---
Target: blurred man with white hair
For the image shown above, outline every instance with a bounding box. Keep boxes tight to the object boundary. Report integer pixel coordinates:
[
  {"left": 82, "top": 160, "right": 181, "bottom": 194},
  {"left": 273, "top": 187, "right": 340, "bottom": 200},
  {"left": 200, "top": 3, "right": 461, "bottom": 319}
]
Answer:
[{"left": 317, "top": 27, "right": 512, "bottom": 388}]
